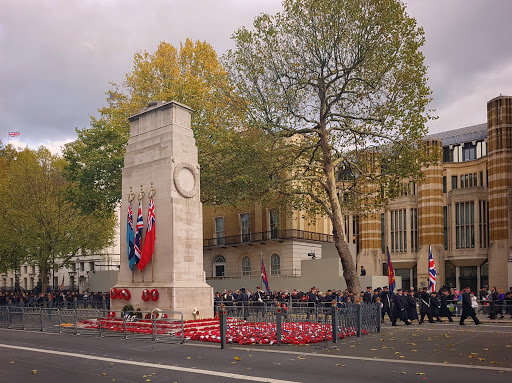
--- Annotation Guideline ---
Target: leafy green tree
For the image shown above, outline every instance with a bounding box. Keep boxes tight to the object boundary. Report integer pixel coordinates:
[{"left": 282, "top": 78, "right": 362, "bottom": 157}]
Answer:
[
  {"left": 63, "top": 39, "right": 279, "bottom": 213},
  {"left": 224, "top": 0, "right": 434, "bottom": 292},
  {"left": 0, "top": 147, "right": 115, "bottom": 291}
]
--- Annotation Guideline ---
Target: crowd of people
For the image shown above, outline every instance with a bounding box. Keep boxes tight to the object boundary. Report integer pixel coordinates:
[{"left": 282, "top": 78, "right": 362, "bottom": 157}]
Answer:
[
  {"left": 0, "top": 290, "right": 110, "bottom": 309},
  {"left": 214, "top": 285, "right": 512, "bottom": 325}
]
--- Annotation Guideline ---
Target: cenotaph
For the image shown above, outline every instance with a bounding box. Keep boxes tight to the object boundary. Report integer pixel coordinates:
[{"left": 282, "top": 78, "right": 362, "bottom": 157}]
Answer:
[{"left": 111, "top": 100, "right": 214, "bottom": 319}]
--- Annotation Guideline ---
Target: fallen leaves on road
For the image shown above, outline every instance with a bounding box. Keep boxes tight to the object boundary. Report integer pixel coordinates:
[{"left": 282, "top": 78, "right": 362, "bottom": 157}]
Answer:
[
  {"left": 297, "top": 356, "right": 306, "bottom": 360},
  {"left": 416, "top": 372, "right": 425, "bottom": 375},
  {"left": 234, "top": 356, "right": 241, "bottom": 361},
  {"left": 32, "top": 370, "right": 37, "bottom": 375},
  {"left": 9, "top": 361, "right": 14, "bottom": 364}
]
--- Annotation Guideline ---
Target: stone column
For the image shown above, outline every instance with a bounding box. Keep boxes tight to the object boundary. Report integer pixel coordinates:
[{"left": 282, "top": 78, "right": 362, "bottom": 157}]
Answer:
[{"left": 487, "top": 95, "right": 512, "bottom": 289}]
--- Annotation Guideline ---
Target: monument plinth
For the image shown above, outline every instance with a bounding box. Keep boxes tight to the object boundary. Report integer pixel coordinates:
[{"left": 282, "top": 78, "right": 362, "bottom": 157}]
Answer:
[{"left": 112, "top": 101, "right": 213, "bottom": 319}]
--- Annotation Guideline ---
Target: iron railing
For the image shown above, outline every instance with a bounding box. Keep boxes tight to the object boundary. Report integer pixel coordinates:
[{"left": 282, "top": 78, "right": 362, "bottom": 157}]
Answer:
[{"left": 204, "top": 229, "right": 334, "bottom": 248}]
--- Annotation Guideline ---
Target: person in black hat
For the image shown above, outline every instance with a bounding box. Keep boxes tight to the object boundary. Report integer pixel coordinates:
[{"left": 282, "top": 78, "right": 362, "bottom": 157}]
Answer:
[
  {"left": 363, "top": 286, "right": 372, "bottom": 304},
  {"left": 251, "top": 286, "right": 265, "bottom": 317},
  {"left": 391, "top": 289, "right": 410, "bottom": 326},
  {"left": 419, "top": 287, "right": 434, "bottom": 323},
  {"left": 381, "top": 286, "right": 392, "bottom": 323},
  {"left": 439, "top": 289, "right": 454, "bottom": 322},
  {"left": 460, "top": 286, "right": 481, "bottom": 325},
  {"left": 405, "top": 290, "right": 420, "bottom": 324}
]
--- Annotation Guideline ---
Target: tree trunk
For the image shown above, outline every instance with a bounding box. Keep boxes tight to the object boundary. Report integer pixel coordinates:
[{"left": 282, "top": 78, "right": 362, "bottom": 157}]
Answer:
[
  {"left": 318, "top": 115, "right": 361, "bottom": 294},
  {"left": 40, "top": 263, "right": 48, "bottom": 293}
]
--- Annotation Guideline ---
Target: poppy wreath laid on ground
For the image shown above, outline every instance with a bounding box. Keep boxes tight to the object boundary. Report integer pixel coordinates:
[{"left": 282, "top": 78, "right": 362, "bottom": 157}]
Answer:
[
  {"left": 122, "top": 289, "right": 131, "bottom": 300},
  {"left": 141, "top": 289, "right": 151, "bottom": 301},
  {"left": 110, "top": 288, "right": 118, "bottom": 299},
  {"left": 150, "top": 289, "right": 159, "bottom": 301}
]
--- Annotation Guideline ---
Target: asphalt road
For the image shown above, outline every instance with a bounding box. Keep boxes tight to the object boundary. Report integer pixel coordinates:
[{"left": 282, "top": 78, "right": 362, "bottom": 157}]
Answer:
[{"left": 1, "top": 321, "right": 511, "bottom": 383}]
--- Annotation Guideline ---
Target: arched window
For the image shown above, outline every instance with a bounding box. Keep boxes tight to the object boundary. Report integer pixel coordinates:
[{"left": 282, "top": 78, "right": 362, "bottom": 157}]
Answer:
[
  {"left": 213, "top": 256, "right": 226, "bottom": 277},
  {"left": 270, "top": 253, "right": 281, "bottom": 275},
  {"left": 241, "top": 256, "right": 251, "bottom": 276}
]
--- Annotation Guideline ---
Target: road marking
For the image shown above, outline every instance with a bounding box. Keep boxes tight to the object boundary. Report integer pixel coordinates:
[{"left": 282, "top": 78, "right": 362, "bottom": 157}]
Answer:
[
  {"left": 0, "top": 343, "right": 301, "bottom": 383},
  {"left": 183, "top": 342, "right": 512, "bottom": 372}
]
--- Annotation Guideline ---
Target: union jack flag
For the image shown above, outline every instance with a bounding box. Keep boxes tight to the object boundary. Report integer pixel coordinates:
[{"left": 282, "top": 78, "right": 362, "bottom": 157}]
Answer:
[
  {"left": 8, "top": 131, "right": 20, "bottom": 137},
  {"left": 387, "top": 247, "right": 396, "bottom": 293},
  {"left": 428, "top": 244, "right": 436, "bottom": 293},
  {"left": 132, "top": 200, "right": 144, "bottom": 267}
]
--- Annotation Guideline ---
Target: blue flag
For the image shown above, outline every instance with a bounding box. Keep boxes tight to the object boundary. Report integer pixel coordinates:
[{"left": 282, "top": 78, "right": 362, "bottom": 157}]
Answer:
[
  {"left": 130, "top": 200, "right": 143, "bottom": 270},
  {"left": 127, "top": 203, "right": 135, "bottom": 271}
]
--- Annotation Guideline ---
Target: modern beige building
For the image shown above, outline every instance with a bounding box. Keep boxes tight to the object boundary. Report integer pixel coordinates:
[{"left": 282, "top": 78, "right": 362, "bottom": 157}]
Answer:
[{"left": 203, "top": 95, "right": 512, "bottom": 293}]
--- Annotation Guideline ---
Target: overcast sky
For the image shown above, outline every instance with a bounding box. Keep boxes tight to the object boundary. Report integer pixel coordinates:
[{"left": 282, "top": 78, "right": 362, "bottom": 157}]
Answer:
[{"left": 1, "top": 0, "right": 512, "bottom": 153}]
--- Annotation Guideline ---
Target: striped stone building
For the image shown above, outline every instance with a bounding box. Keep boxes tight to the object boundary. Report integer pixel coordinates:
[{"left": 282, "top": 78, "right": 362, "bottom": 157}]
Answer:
[
  {"left": 202, "top": 95, "right": 512, "bottom": 293},
  {"left": 356, "top": 95, "right": 512, "bottom": 292}
]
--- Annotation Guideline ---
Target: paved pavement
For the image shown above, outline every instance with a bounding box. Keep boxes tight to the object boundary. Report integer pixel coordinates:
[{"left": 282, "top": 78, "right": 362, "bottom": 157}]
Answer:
[{"left": 0, "top": 321, "right": 511, "bottom": 383}]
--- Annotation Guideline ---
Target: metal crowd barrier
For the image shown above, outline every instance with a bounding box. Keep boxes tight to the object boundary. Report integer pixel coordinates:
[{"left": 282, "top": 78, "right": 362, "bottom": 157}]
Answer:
[
  {"left": 0, "top": 306, "right": 184, "bottom": 344},
  {"left": 217, "top": 302, "right": 381, "bottom": 348}
]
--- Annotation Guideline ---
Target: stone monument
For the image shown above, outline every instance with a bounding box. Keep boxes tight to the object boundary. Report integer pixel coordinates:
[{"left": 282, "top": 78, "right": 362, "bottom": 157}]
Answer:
[{"left": 111, "top": 100, "right": 214, "bottom": 319}]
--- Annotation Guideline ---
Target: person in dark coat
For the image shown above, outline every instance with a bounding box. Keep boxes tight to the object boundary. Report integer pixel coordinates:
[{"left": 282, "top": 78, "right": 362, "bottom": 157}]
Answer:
[
  {"left": 439, "top": 289, "right": 454, "bottom": 322},
  {"left": 251, "top": 286, "right": 265, "bottom": 317},
  {"left": 460, "top": 286, "right": 481, "bottom": 325},
  {"left": 380, "top": 286, "right": 392, "bottom": 323},
  {"left": 391, "top": 289, "right": 410, "bottom": 326},
  {"left": 419, "top": 287, "right": 434, "bottom": 323},
  {"left": 371, "top": 289, "right": 380, "bottom": 303},
  {"left": 405, "top": 290, "right": 420, "bottom": 324},
  {"left": 363, "top": 287, "right": 372, "bottom": 304},
  {"left": 430, "top": 292, "right": 442, "bottom": 322}
]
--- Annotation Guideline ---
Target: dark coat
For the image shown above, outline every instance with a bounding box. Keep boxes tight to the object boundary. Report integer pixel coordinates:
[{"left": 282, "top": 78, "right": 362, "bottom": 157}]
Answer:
[
  {"left": 461, "top": 291, "right": 476, "bottom": 316},
  {"left": 439, "top": 294, "right": 452, "bottom": 316},
  {"left": 405, "top": 295, "right": 419, "bottom": 320},
  {"left": 392, "top": 293, "right": 407, "bottom": 321},
  {"left": 419, "top": 291, "right": 431, "bottom": 314},
  {"left": 381, "top": 291, "right": 392, "bottom": 311},
  {"left": 430, "top": 295, "right": 441, "bottom": 317}
]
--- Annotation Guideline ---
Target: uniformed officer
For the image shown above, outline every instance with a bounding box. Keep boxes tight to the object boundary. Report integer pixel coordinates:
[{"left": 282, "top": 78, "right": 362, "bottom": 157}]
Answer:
[{"left": 419, "top": 287, "right": 434, "bottom": 323}]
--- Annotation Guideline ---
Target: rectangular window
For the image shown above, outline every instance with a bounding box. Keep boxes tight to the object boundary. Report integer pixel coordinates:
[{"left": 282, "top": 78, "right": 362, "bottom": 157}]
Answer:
[
  {"left": 269, "top": 209, "right": 280, "bottom": 239},
  {"left": 80, "top": 262, "right": 85, "bottom": 272},
  {"left": 390, "top": 209, "right": 407, "bottom": 253},
  {"left": 443, "top": 206, "right": 448, "bottom": 250},
  {"left": 479, "top": 171, "right": 483, "bottom": 187},
  {"left": 381, "top": 213, "right": 385, "bottom": 254},
  {"left": 455, "top": 202, "right": 475, "bottom": 249},
  {"left": 443, "top": 176, "right": 447, "bottom": 193},
  {"left": 460, "top": 175, "right": 464, "bottom": 188},
  {"left": 89, "top": 262, "right": 95, "bottom": 271},
  {"left": 240, "top": 213, "right": 250, "bottom": 242},
  {"left": 469, "top": 173, "right": 473, "bottom": 187},
  {"left": 32, "top": 265, "right": 36, "bottom": 274},
  {"left": 479, "top": 201, "right": 488, "bottom": 248},
  {"left": 353, "top": 216, "right": 360, "bottom": 254},
  {"left": 465, "top": 174, "right": 469, "bottom": 188},
  {"left": 410, "top": 209, "right": 418, "bottom": 252},
  {"left": 215, "top": 217, "right": 225, "bottom": 245},
  {"left": 452, "top": 175, "right": 458, "bottom": 190}
]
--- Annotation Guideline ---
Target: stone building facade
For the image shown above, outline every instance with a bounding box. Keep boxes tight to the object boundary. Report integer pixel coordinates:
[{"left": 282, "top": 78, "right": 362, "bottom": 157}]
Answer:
[
  {"left": 204, "top": 95, "right": 512, "bottom": 292},
  {"left": 358, "top": 95, "right": 512, "bottom": 291}
]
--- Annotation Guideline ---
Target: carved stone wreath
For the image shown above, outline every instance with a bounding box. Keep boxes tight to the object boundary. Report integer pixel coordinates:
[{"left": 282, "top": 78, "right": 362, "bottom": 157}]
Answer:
[{"left": 173, "top": 162, "right": 198, "bottom": 198}]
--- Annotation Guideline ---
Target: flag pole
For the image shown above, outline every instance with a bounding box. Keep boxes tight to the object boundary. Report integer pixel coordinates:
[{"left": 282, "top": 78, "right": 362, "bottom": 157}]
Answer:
[
  {"left": 149, "top": 184, "right": 156, "bottom": 282},
  {"left": 260, "top": 251, "right": 263, "bottom": 288}
]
